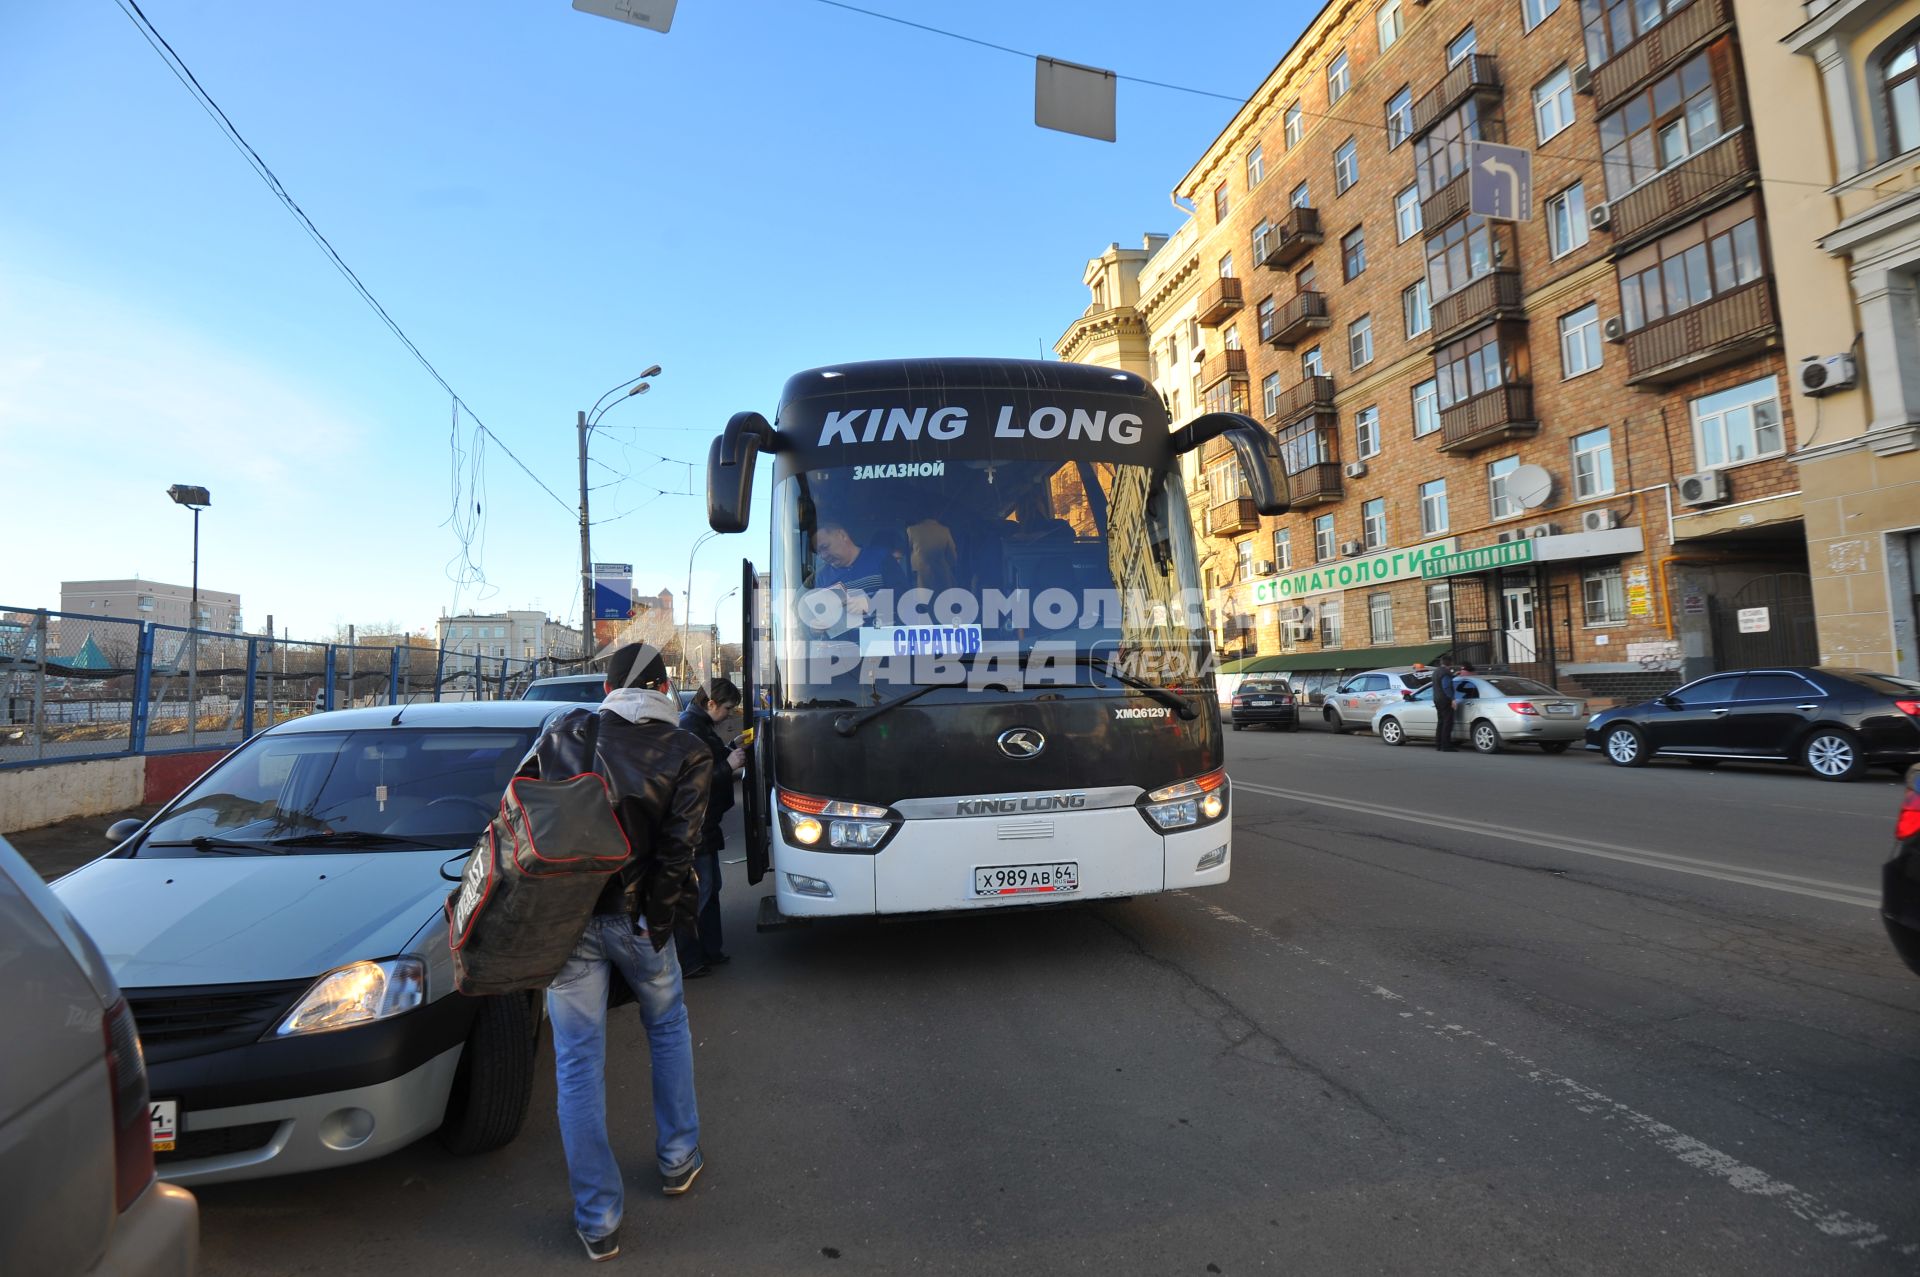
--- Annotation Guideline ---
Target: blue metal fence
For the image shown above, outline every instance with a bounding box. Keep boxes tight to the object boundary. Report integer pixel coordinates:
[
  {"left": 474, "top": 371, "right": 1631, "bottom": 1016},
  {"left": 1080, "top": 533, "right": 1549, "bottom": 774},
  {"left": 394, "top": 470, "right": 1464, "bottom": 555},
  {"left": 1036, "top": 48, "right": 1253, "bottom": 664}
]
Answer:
[{"left": 0, "top": 606, "right": 587, "bottom": 770}]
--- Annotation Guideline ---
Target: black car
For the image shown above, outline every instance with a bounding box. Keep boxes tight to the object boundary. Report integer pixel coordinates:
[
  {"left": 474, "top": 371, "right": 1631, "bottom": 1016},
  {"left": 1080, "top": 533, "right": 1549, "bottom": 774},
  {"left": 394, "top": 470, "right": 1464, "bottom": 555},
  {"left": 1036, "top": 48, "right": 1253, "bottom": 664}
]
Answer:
[
  {"left": 1230, "top": 678, "right": 1299, "bottom": 731},
  {"left": 1882, "top": 765, "right": 1920, "bottom": 974},
  {"left": 1586, "top": 667, "right": 1920, "bottom": 782}
]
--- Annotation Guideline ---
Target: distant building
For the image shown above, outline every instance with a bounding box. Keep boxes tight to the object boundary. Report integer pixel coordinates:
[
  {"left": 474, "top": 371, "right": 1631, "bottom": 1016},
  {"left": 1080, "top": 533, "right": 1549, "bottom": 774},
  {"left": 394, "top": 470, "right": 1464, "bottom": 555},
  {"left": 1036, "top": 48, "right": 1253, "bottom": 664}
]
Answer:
[
  {"left": 437, "top": 610, "right": 567, "bottom": 663},
  {"left": 58, "top": 578, "right": 242, "bottom": 662}
]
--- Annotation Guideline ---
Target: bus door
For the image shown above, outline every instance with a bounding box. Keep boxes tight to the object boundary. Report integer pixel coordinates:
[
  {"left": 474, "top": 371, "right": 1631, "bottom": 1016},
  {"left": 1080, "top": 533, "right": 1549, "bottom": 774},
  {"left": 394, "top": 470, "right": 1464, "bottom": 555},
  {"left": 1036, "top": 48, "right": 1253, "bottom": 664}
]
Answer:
[{"left": 740, "top": 557, "right": 771, "bottom": 884}]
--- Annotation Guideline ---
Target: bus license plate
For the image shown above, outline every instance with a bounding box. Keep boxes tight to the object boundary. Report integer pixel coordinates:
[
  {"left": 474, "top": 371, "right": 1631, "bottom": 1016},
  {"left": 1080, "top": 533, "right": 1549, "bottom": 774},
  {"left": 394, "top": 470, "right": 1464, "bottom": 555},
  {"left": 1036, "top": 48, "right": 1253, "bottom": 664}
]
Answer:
[
  {"left": 151, "top": 1099, "right": 178, "bottom": 1152},
  {"left": 973, "top": 862, "right": 1078, "bottom": 897}
]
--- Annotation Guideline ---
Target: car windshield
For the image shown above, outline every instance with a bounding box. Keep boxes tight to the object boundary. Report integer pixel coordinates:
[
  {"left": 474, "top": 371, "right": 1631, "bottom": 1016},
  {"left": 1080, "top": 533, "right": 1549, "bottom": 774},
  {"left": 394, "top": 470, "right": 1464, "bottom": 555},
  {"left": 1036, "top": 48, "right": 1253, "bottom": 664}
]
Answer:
[
  {"left": 138, "top": 727, "right": 537, "bottom": 855},
  {"left": 1832, "top": 670, "right": 1920, "bottom": 696},
  {"left": 524, "top": 679, "right": 605, "bottom": 702}
]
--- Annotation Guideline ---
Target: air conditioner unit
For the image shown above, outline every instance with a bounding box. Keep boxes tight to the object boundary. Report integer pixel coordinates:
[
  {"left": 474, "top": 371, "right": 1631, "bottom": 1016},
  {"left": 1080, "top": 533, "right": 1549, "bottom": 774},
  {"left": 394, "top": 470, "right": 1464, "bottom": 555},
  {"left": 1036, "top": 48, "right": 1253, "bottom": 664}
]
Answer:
[
  {"left": 1254, "top": 559, "right": 1276, "bottom": 576},
  {"left": 1495, "top": 529, "right": 1525, "bottom": 544},
  {"left": 1589, "top": 202, "right": 1612, "bottom": 231},
  {"left": 1602, "top": 316, "right": 1626, "bottom": 344},
  {"left": 1285, "top": 622, "right": 1313, "bottom": 642},
  {"left": 1798, "top": 353, "right": 1858, "bottom": 397},
  {"left": 1287, "top": 604, "right": 1317, "bottom": 623},
  {"left": 1572, "top": 62, "right": 1593, "bottom": 94},
  {"left": 1344, "top": 461, "right": 1369, "bottom": 478},
  {"left": 1581, "top": 508, "right": 1618, "bottom": 532},
  {"left": 1524, "top": 521, "right": 1560, "bottom": 539},
  {"left": 1340, "top": 539, "right": 1363, "bottom": 556},
  {"left": 1676, "top": 471, "right": 1731, "bottom": 507}
]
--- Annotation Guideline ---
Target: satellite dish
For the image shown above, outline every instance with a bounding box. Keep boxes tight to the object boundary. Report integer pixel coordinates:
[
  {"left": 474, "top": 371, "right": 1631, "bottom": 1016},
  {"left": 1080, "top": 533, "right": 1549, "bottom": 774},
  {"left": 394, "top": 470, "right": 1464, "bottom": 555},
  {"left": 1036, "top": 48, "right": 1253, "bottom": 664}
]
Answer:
[{"left": 1510, "top": 464, "right": 1554, "bottom": 509}]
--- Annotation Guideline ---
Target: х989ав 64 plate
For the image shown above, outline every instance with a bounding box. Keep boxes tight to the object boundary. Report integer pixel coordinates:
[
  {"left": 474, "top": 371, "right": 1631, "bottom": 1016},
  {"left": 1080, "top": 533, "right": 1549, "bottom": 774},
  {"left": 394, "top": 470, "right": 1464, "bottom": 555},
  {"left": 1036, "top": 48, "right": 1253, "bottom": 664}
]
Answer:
[{"left": 973, "top": 863, "right": 1079, "bottom": 897}]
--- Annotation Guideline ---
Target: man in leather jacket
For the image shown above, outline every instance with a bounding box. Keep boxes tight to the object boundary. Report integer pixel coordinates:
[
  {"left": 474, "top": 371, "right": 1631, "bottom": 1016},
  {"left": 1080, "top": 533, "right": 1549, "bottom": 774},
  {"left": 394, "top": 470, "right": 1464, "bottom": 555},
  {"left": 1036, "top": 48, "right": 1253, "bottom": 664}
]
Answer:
[
  {"left": 529, "top": 642, "right": 713, "bottom": 1260},
  {"left": 676, "top": 677, "right": 745, "bottom": 977}
]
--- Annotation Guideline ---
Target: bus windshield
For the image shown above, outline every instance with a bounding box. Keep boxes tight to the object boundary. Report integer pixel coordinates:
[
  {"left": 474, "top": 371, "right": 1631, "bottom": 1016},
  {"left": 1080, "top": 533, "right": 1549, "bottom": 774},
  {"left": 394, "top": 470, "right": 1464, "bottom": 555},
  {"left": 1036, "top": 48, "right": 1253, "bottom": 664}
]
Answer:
[{"left": 770, "top": 455, "right": 1208, "bottom": 702}]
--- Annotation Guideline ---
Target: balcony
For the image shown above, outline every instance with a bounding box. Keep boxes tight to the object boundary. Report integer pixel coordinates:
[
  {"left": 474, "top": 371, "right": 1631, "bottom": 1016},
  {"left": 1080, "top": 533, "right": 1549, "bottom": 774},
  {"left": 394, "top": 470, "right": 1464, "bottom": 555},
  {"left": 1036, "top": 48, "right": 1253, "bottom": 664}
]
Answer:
[
  {"left": 1200, "top": 348, "right": 1249, "bottom": 389},
  {"left": 1265, "top": 292, "right": 1331, "bottom": 350},
  {"left": 1267, "top": 374, "right": 1337, "bottom": 427},
  {"left": 1420, "top": 171, "right": 1472, "bottom": 231},
  {"left": 1197, "top": 276, "right": 1244, "bottom": 326},
  {"left": 1591, "top": 0, "right": 1734, "bottom": 112},
  {"left": 1259, "top": 206, "right": 1323, "bottom": 270},
  {"left": 1410, "top": 54, "right": 1501, "bottom": 140},
  {"left": 1429, "top": 269, "right": 1525, "bottom": 346},
  {"left": 1438, "top": 384, "right": 1538, "bottom": 454},
  {"left": 1286, "top": 460, "right": 1343, "bottom": 509},
  {"left": 1207, "top": 497, "right": 1260, "bottom": 538},
  {"left": 1608, "top": 129, "right": 1758, "bottom": 249},
  {"left": 1624, "top": 280, "right": 1778, "bottom": 386}
]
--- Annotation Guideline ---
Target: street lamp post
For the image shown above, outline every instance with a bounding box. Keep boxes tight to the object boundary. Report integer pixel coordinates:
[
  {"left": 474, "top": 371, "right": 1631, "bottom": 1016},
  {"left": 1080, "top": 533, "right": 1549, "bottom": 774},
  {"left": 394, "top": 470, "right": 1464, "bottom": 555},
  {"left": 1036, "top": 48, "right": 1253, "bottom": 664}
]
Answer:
[
  {"left": 683, "top": 529, "right": 718, "bottom": 687},
  {"left": 710, "top": 586, "right": 738, "bottom": 684},
  {"left": 578, "top": 366, "right": 662, "bottom": 668},
  {"left": 167, "top": 485, "right": 211, "bottom": 747}
]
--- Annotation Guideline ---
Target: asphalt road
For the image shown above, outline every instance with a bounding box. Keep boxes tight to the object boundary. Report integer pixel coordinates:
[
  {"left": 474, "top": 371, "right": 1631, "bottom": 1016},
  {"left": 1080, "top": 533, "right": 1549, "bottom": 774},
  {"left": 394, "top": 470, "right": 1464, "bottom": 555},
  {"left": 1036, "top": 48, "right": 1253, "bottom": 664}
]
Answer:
[{"left": 83, "top": 725, "right": 1920, "bottom": 1274}]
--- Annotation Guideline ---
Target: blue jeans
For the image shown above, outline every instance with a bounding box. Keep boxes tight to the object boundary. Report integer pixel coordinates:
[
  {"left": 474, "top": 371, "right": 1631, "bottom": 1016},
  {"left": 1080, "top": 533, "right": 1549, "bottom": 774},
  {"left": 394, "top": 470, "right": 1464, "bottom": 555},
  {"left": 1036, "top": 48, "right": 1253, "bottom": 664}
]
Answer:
[
  {"left": 547, "top": 914, "right": 701, "bottom": 1239},
  {"left": 676, "top": 850, "right": 724, "bottom": 967}
]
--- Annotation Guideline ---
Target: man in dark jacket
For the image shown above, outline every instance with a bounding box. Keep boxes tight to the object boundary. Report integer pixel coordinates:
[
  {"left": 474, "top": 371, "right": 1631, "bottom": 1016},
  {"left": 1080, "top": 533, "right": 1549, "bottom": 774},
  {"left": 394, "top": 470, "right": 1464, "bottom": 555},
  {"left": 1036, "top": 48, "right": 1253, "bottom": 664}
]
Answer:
[
  {"left": 529, "top": 642, "right": 712, "bottom": 1260},
  {"left": 1432, "top": 656, "right": 1459, "bottom": 752},
  {"left": 676, "top": 678, "right": 744, "bottom": 977}
]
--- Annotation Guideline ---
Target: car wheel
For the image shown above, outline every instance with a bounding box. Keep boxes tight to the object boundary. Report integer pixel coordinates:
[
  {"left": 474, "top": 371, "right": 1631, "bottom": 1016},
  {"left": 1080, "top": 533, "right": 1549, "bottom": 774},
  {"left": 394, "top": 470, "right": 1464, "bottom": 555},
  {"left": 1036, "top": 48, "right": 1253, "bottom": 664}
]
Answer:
[
  {"left": 439, "top": 993, "right": 538, "bottom": 1155},
  {"left": 1324, "top": 706, "right": 1343, "bottom": 731},
  {"left": 1471, "top": 720, "right": 1502, "bottom": 754},
  {"left": 1604, "top": 724, "right": 1649, "bottom": 768},
  {"left": 1539, "top": 741, "right": 1571, "bottom": 755},
  {"left": 1802, "top": 728, "right": 1866, "bottom": 782},
  {"left": 1685, "top": 758, "right": 1721, "bottom": 769},
  {"left": 1378, "top": 717, "right": 1405, "bottom": 747}
]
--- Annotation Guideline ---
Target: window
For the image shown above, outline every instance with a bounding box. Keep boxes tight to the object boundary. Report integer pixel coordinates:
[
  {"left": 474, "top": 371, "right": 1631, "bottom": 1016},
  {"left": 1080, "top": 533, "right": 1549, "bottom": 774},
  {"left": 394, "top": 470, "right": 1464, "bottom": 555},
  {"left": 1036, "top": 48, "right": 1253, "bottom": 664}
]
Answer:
[
  {"left": 1262, "top": 370, "right": 1282, "bottom": 416},
  {"left": 1412, "top": 378, "right": 1441, "bottom": 437},
  {"left": 1273, "top": 527, "right": 1293, "bottom": 571},
  {"left": 1488, "top": 455, "right": 1522, "bottom": 519},
  {"left": 1219, "top": 251, "right": 1236, "bottom": 278},
  {"left": 1583, "top": 0, "right": 1690, "bottom": 68},
  {"left": 1378, "top": 0, "right": 1403, "bottom": 51},
  {"left": 1437, "top": 327, "right": 1521, "bottom": 409},
  {"left": 1395, "top": 183, "right": 1423, "bottom": 242},
  {"left": 1214, "top": 182, "right": 1230, "bottom": 222},
  {"left": 1691, "top": 376, "right": 1784, "bottom": 469},
  {"left": 1290, "top": 180, "right": 1312, "bottom": 209},
  {"left": 1238, "top": 539, "right": 1255, "bottom": 582},
  {"left": 1335, "top": 138, "right": 1359, "bottom": 194},
  {"left": 1386, "top": 86, "right": 1414, "bottom": 148},
  {"left": 1890, "top": 36, "right": 1920, "bottom": 156},
  {"left": 1223, "top": 324, "right": 1242, "bottom": 351},
  {"left": 1247, "top": 142, "right": 1267, "bottom": 188},
  {"left": 1524, "top": 0, "right": 1561, "bottom": 31},
  {"left": 1285, "top": 102, "right": 1304, "bottom": 148},
  {"left": 1279, "top": 418, "right": 1333, "bottom": 474},
  {"left": 1208, "top": 459, "right": 1248, "bottom": 503},
  {"left": 1403, "top": 278, "right": 1432, "bottom": 337},
  {"left": 1342, "top": 226, "right": 1367, "bottom": 280},
  {"left": 1414, "top": 100, "right": 1486, "bottom": 198},
  {"left": 1314, "top": 514, "right": 1338, "bottom": 562},
  {"left": 1320, "top": 604, "right": 1344, "bottom": 648},
  {"left": 1301, "top": 345, "right": 1325, "bottom": 378},
  {"left": 1419, "top": 478, "right": 1449, "bottom": 534},
  {"left": 1349, "top": 315, "right": 1375, "bottom": 369},
  {"left": 1737, "top": 673, "right": 1823, "bottom": 701},
  {"left": 1355, "top": 405, "right": 1381, "bottom": 458},
  {"left": 1369, "top": 591, "right": 1395, "bottom": 644},
  {"left": 1252, "top": 222, "right": 1273, "bottom": 263},
  {"left": 1362, "top": 497, "right": 1388, "bottom": 550},
  {"left": 1598, "top": 52, "right": 1726, "bottom": 201},
  {"left": 1425, "top": 214, "right": 1509, "bottom": 299},
  {"left": 1547, "top": 182, "right": 1589, "bottom": 258},
  {"left": 1447, "top": 25, "right": 1477, "bottom": 67},
  {"left": 1571, "top": 425, "right": 1615, "bottom": 498},
  {"left": 1559, "top": 304, "right": 1602, "bottom": 378},
  {"left": 1328, "top": 51, "right": 1351, "bottom": 103},
  {"left": 1582, "top": 566, "right": 1627, "bottom": 625},
  {"left": 1297, "top": 263, "right": 1318, "bottom": 293},
  {"left": 1533, "top": 66, "right": 1575, "bottom": 142},
  {"left": 1257, "top": 296, "right": 1278, "bottom": 343},
  {"left": 1426, "top": 582, "right": 1453, "bottom": 638},
  {"left": 1626, "top": 211, "right": 1765, "bottom": 335}
]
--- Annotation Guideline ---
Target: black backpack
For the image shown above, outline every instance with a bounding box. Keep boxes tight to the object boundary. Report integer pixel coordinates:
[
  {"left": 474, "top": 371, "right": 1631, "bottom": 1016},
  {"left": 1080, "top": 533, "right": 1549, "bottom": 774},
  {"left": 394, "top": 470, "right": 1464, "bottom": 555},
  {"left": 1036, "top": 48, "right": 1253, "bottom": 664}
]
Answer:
[{"left": 446, "top": 712, "right": 633, "bottom": 996}]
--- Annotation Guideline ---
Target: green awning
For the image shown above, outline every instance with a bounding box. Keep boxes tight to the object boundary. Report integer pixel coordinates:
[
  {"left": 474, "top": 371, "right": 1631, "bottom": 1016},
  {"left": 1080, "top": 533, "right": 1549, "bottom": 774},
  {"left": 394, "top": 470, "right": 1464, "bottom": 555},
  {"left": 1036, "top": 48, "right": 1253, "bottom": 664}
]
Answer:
[{"left": 1220, "top": 642, "right": 1450, "bottom": 674}]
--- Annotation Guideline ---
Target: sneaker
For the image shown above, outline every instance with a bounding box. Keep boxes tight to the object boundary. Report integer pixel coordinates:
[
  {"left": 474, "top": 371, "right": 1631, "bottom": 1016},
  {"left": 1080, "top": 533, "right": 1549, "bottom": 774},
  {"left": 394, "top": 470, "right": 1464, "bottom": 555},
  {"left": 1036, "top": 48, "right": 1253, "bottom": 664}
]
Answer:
[
  {"left": 578, "top": 1229, "right": 620, "bottom": 1262},
  {"left": 706, "top": 952, "right": 732, "bottom": 967},
  {"left": 662, "top": 1152, "right": 704, "bottom": 1196},
  {"left": 682, "top": 963, "right": 712, "bottom": 980}
]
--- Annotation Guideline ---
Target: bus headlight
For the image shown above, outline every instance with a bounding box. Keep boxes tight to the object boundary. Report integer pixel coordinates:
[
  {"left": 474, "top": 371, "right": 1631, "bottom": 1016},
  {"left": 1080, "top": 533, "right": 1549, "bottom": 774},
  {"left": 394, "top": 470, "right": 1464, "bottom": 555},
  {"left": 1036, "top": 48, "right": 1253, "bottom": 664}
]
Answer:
[
  {"left": 1137, "top": 770, "right": 1228, "bottom": 832},
  {"left": 778, "top": 789, "right": 900, "bottom": 853}
]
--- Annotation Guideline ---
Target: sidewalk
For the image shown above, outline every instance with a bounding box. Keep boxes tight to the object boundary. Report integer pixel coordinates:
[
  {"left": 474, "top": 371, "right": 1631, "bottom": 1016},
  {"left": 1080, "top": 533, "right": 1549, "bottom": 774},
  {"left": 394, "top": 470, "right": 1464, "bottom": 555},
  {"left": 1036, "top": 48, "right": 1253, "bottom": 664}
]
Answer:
[{"left": 7, "top": 805, "right": 159, "bottom": 882}]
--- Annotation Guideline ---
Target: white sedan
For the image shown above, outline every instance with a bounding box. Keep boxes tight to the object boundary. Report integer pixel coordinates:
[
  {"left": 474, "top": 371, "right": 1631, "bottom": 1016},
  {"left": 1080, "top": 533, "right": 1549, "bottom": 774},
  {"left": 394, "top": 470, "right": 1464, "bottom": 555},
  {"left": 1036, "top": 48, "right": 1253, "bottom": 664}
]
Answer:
[{"left": 1371, "top": 675, "right": 1589, "bottom": 753}]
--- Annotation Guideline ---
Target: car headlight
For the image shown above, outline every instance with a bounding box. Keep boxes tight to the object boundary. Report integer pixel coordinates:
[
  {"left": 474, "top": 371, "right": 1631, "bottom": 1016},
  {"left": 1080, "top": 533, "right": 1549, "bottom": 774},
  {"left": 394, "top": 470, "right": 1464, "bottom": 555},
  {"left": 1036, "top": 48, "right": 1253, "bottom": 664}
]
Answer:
[
  {"left": 1138, "top": 770, "right": 1228, "bottom": 831},
  {"left": 778, "top": 789, "right": 899, "bottom": 853},
  {"left": 273, "top": 957, "right": 426, "bottom": 1037}
]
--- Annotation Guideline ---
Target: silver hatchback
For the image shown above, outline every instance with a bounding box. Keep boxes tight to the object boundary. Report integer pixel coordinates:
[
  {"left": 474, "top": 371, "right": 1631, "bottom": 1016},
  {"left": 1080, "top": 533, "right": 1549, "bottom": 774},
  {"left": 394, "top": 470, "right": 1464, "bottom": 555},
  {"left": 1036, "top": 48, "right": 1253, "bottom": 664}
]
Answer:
[{"left": 1371, "top": 674, "right": 1589, "bottom": 753}]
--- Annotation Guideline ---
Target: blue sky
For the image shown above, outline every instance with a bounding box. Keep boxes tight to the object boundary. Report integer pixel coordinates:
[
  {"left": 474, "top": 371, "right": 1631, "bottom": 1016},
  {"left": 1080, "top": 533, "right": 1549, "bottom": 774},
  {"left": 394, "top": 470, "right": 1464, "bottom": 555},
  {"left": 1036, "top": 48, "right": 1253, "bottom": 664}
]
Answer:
[{"left": 0, "top": 0, "right": 1295, "bottom": 643}]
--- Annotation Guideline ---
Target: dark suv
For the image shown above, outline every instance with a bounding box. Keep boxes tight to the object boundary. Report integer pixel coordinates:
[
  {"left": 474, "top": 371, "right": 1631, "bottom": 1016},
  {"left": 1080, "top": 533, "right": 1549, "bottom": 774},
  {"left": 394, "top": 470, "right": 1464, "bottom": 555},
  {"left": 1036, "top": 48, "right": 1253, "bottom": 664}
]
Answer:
[
  {"left": 1587, "top": 667, "right": 1920, "bottom": 781},
  {"left": 1230, "top": 679, "right": 1298, "bottom": 732}
]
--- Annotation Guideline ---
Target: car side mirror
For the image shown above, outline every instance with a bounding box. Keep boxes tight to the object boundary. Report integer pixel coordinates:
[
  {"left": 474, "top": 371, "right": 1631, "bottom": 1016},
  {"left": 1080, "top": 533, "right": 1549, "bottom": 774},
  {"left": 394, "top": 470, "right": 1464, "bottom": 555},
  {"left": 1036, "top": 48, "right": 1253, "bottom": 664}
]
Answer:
[
  {"left": 105, "top": 818, "right": 144, "bottom": 843},
  {"left": 1658, "top": 695, "right": 1680, "bottom": 709}
]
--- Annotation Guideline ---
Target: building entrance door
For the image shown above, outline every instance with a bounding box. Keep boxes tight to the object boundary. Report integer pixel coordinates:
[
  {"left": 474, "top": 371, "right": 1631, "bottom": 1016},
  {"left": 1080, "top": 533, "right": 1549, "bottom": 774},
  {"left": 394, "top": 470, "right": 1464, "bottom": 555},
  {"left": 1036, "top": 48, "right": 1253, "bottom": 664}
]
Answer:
[{"left": 1502, "top": 586, "right": 1537, "bottom": 664}]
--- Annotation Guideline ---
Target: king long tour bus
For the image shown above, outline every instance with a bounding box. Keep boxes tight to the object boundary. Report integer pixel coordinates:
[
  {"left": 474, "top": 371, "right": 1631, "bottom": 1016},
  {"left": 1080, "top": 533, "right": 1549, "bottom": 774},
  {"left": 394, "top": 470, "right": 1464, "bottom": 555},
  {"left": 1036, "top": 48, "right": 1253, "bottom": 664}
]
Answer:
[{"left": 705, "top": 358, "right": 1289, "bottom": 921}]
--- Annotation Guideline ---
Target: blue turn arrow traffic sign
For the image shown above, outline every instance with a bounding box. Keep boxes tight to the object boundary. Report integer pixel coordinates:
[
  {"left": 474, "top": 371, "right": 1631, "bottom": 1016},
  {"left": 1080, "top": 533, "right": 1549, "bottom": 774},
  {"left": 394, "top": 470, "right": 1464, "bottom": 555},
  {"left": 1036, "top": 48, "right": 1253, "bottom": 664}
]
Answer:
[{"left": 1468, "top": 140, "right": 1533, "bottom": 221}]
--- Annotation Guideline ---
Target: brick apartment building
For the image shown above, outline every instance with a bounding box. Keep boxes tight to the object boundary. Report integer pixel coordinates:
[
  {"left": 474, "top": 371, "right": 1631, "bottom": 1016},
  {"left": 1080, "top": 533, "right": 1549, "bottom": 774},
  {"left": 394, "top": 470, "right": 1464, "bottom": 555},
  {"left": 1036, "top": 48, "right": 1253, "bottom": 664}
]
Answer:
[{"left": 1083, "top": 0, "right": 1808, "bottom": 705}]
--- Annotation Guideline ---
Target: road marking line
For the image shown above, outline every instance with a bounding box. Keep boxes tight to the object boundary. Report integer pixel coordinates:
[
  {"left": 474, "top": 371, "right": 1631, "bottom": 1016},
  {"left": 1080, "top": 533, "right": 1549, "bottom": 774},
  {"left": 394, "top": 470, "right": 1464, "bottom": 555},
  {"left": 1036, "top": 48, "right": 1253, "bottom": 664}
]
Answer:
[
  {"left": 1231, "top": 779, "right": 1879, "bottom": 910},
  {"left": 1174, "top": 892, "right": 1902, "bottom": 1254}
]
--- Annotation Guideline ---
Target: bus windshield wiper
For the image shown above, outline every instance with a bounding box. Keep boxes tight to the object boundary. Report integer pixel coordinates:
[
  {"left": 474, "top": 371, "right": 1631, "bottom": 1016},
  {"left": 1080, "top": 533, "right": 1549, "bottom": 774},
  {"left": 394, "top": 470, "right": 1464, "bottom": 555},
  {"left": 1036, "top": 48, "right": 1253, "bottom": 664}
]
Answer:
[
  {"left": 830, "top": 668, "right": 1018, "bottom": 738},
  {"left": 1063, "top": 653, "right": 1199, "bottom": 720},
  {"left": 267, "top": 830, "right": 446, "bottom": 850}
]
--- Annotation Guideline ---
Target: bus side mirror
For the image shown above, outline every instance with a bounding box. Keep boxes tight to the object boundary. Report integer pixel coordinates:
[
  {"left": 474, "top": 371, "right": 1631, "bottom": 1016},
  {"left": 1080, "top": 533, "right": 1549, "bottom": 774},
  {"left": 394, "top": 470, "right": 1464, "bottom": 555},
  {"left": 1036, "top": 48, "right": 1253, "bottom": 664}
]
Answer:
[
  {"left": 707, "top": 411, "right": 782, "bottom": 534},
  {"left": 1167, "top": 412, "right": 1291, "bottom": 516}
]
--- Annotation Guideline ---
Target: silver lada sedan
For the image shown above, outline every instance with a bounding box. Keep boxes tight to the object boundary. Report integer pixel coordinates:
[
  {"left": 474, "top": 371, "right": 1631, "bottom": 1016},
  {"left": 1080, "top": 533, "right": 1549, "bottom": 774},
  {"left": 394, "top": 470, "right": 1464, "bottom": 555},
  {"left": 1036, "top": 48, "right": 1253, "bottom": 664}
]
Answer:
[{"left": 1371, "top": 674, "right": 1589, "bottom": 754}]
